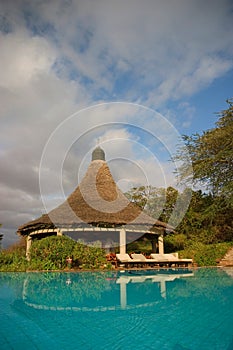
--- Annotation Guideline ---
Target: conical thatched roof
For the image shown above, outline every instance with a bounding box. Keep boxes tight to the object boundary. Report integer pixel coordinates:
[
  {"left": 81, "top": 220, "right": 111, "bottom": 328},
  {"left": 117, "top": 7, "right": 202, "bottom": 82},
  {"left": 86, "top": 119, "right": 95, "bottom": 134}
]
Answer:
[{"left": 17, "top": 147, "right": 174, "bottom": 236}]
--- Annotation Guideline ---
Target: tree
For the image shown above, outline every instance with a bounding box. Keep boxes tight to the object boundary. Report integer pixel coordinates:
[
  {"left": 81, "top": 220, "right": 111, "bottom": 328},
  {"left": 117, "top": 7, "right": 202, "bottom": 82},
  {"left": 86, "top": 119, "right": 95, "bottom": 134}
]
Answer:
[
  {"left": 144, "top": 186, "right": 166, "bottom": 219},
  {"left": 125, "top": 186, "right": 179, "bottom": 223},
  {"left": 124, "top": 186, "right": 150, "bottom": 209},
  {"left": 175, "top": 99, "right": 233, "bottom": 206}
]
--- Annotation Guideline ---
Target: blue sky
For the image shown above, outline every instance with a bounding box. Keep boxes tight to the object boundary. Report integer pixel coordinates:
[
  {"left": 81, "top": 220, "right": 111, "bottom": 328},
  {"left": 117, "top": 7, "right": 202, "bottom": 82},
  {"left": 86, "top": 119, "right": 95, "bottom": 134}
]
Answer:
[{"left": 0, "top": 0, "right": 233, "bottom": 247}]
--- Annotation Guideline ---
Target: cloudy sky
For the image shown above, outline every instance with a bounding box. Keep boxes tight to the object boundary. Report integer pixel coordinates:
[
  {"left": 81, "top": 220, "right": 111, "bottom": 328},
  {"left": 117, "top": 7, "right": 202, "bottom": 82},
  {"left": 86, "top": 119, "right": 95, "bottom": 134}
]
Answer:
[{"left": 1, "top": 0, "right": 233, "bottom": 247}]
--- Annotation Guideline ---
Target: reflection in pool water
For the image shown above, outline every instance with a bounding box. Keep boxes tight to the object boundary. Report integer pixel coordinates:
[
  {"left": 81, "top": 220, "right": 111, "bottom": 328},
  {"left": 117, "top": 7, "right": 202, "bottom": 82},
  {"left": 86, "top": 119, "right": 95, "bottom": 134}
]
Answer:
[{"left": 0, "top": 268, "right": 233, "bottom": 349}]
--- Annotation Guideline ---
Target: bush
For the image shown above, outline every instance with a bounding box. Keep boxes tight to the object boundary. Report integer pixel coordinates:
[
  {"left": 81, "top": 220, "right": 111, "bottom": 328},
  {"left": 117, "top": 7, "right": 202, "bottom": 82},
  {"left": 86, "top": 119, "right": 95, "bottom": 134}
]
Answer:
[
  {"left": 28, "top": 236, "right": 107, "bottom": 270},
  {"left": 126, "top": 240, "right": 152, "bottom": 254},
  {"left": 72, "top": 241, "right": 107, "bottom": 269},
  {"left": 29, "top": 235, "right": 77, "bottom": 270},
  {"left": 0, "top": 247, "right": 27, "bottom": 271},
  {"left": 164, "top": 234, "right": 187, "bottom": 252},
  {"left": 179, "top": 241, "right": 233, "bottom": 266},
  {"left": 0, "top": 236, "right": 109, "bottom": 271}
]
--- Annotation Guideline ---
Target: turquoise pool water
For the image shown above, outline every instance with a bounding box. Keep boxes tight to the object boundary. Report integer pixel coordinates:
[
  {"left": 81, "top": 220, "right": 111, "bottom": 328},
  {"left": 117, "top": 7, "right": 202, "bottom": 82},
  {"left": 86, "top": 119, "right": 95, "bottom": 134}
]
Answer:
[{"left": 0, "top": 268, "right": 233, "bottom": 350}]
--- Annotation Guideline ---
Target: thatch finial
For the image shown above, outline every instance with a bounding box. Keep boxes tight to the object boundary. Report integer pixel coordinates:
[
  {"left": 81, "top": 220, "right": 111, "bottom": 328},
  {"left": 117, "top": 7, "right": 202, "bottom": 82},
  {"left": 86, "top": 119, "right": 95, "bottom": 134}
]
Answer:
[{"left": 92, "top": 146, "right": 105, "bottom": 161}]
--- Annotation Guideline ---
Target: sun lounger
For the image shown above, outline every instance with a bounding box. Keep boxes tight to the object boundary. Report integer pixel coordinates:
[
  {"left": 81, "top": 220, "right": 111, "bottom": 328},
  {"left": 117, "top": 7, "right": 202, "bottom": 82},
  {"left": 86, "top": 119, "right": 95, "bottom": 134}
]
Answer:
[
  {"left": 150, "top": 254, "right": 169, "bottom": 261},
  {"left": 131, "top": 253, "right": 147, "bottom": 261},
  {"left": 165, "top": 254, "right": 193, "bottom": 266},
  {"left": 131, "top": 253, "right": 159, "bottom": 266},
  {"left": 150, "top": 253, "right": 193, "bottom": 267},
  {"left": 177, "top": 258, "right": 193, "bottom": 265},
  {"left": 116, "top": 253, "right": 156, "bottom": 268},
  {"left": 116, "top": 253, "right": 193, "bottom": 268},
  {"left": 116, "top": 254, "right": 140, "bottom": 268}
]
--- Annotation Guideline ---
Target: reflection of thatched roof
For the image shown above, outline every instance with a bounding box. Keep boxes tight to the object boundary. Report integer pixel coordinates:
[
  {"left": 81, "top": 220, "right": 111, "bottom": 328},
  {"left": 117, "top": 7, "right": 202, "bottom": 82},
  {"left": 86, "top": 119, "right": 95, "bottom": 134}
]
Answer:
[{"left": 17, "top": 148, "right": 174, "bottom": 236}]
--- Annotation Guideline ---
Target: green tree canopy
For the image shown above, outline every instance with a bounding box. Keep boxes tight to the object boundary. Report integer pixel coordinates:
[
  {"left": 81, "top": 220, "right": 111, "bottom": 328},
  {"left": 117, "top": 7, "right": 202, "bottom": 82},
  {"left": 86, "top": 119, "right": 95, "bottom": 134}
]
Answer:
[
  {"left": 124, "top": 185, "right": 150, "bottom": 209},
  {"left": 125, "top": 185, "right": 179, "bottom": 223},
  {"left": 175, "top": 99, "right": 233, "bottom": 206},
  {"left": 125, "top": 184, "right": 232, "bottom": 243}
]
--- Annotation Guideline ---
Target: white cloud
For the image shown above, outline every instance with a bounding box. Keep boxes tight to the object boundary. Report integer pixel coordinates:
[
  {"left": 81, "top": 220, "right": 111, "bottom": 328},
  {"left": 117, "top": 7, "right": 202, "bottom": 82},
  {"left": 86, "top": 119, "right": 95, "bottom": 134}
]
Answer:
[
  {"left": 0, "top": 31, "right": 55, "bottom": 89},
  {"left": 176, "top": 57, "right": 233, "bottom": 97},
  {"left": 11, "top": 0, "right": 232, "bottom": 102}
]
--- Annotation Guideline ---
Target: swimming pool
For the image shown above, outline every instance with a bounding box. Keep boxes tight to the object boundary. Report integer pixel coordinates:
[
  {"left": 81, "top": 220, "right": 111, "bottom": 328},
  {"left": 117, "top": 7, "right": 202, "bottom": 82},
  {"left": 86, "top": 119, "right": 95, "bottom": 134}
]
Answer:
[{"left": 0, "top": 268, "right": 233, "bottom": 349}]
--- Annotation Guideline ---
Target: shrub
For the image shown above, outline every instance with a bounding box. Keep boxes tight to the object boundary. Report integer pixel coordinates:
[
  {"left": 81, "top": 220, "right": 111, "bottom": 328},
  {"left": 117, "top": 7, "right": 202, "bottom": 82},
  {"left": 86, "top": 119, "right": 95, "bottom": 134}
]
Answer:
[
  {"left": 28, "top": 236, "right": 107, "bottom": 270},
  {"left": 0, "top": 248, "right": 27, "bottom": 271},
  {"left": 0, "top": 236, "right": 109, "bottom": 271},
  {"left": 164, "top": 234, "right": 187, "bottom": 252},
  {"left": 179, "top": 241, "right": 233, "bottom": 266},
  {"left": 72, "top": 241, "right": 107, "bottom": 269},
  {"left": 29, "top": 235, "right": 76, "bottom": 270}
]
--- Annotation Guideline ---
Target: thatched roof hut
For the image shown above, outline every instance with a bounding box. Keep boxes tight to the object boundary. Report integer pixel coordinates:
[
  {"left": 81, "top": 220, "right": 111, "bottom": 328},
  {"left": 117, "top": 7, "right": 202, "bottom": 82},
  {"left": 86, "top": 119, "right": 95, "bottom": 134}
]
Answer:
[{"left": 18, "top": 146, "right": 174, "bottom": 256}]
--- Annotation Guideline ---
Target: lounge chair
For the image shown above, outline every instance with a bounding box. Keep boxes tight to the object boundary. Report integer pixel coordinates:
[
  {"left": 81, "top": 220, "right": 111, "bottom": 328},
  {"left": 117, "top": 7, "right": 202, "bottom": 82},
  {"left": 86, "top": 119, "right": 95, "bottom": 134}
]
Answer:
[
  {"left": 164, "top": 254, "right": 193, "bottom": 266},
  {"left": 150, "top": 253, "right": 193, "bottom": 267},
  {"left": 116, "top": 253, "right": 154, "bottom": 268},
  {"left": 131, "top": 253, "right": 159, "bottom": 267},
  {"left": 116, "top": 254, "right": 138, "bottom": 268}
]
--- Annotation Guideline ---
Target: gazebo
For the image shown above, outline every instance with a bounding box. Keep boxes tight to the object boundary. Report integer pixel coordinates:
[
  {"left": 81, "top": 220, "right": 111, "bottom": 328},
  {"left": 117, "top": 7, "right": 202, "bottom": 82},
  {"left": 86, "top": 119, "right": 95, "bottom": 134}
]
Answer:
[{"left": 17, "top": 146, "right": 174, "bottom": 258}]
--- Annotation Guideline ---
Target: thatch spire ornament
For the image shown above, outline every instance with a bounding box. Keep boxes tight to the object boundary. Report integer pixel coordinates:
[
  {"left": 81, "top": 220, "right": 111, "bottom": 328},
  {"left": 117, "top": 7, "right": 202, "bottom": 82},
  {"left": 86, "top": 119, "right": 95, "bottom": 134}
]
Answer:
[{"left": 92, "top": 146, "right": 105, "bottom": 161}]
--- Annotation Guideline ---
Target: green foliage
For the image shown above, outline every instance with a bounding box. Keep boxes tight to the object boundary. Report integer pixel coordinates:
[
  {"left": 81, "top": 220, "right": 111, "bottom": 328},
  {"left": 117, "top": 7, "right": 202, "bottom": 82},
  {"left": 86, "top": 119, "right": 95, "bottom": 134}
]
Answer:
[
  {"left": 126, "top": 183, "right": 232, "bottom": 244},
  {"left": 0, "top": 245, "right": 27, "bottom": 271},
  {"left": 164, "top": 234, "right": 187, "bottom": 252},
  {"left": 175, "top": 99, "right": 233, "bottom": 205},
  {"left": 145, "top": 187, "right": 167, "bottom": 220},
  {"left": 126, "top": 239, "right": 152, "bottom": 254},
  {"left": 72, "top": 241, "right": 107, "bottom": 269},
  {"left": 29, "top": 236, "right": 107, "bottom": 270},
  {"left": 125, "top": 185, "right": 179, "bottom": 223},
  {"left": 177, "top": 189, "right": 233, "bottom": 244},
  {"left": 171, "top": 101, "right": 233, "bottom": 248},
  {"left": 0, "top": 236, "right": 109, "bottom": 271},
  {"left": 158, "top": 186, "right": 179, "bottom": 223},
  {"left": 125, "top": 186, "right": 150, "bottom": 209},
  {"left": 29, "top": 235, "right": 77, "bottom": 270},
  {"left": 179, "top": 241, "right": 233, "bottom": 266}
]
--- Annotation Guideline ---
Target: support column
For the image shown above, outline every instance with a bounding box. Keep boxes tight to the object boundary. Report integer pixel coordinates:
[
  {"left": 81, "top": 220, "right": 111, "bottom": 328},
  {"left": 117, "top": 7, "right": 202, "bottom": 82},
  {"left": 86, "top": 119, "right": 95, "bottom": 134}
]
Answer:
[
  {"left": 119, "top": 228, "right": 126, "bottom": 254},
  {"left": 26, "top": 235, "right": 32, "bottom": 261},
  {"left": 158, "top": 234, "right": 164, "bottom": 254},
  {"left": 57, "top": 229, "right": 63, "bottom": 236}
]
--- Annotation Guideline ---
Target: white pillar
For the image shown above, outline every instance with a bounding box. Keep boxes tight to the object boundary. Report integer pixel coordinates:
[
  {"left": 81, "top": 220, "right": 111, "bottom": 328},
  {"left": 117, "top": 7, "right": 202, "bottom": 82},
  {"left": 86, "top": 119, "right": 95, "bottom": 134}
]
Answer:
[
  {"left": 119, "top": 228, "right": 126, "bottom": 254},
  {"left": 26, "top": 236, "right": 32, "bottom": 261},
  {"left": 57, "top": 229, "right": 63, "bottom": 236},
  {"left": 160, "top": 280, "right": 166, "bottom": 299},
  {"left": 158, "top": 234, "right": 164, "bottom": 254},
  {"left": 120, "top": 282, "right": 127, "bottom": 309}
]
